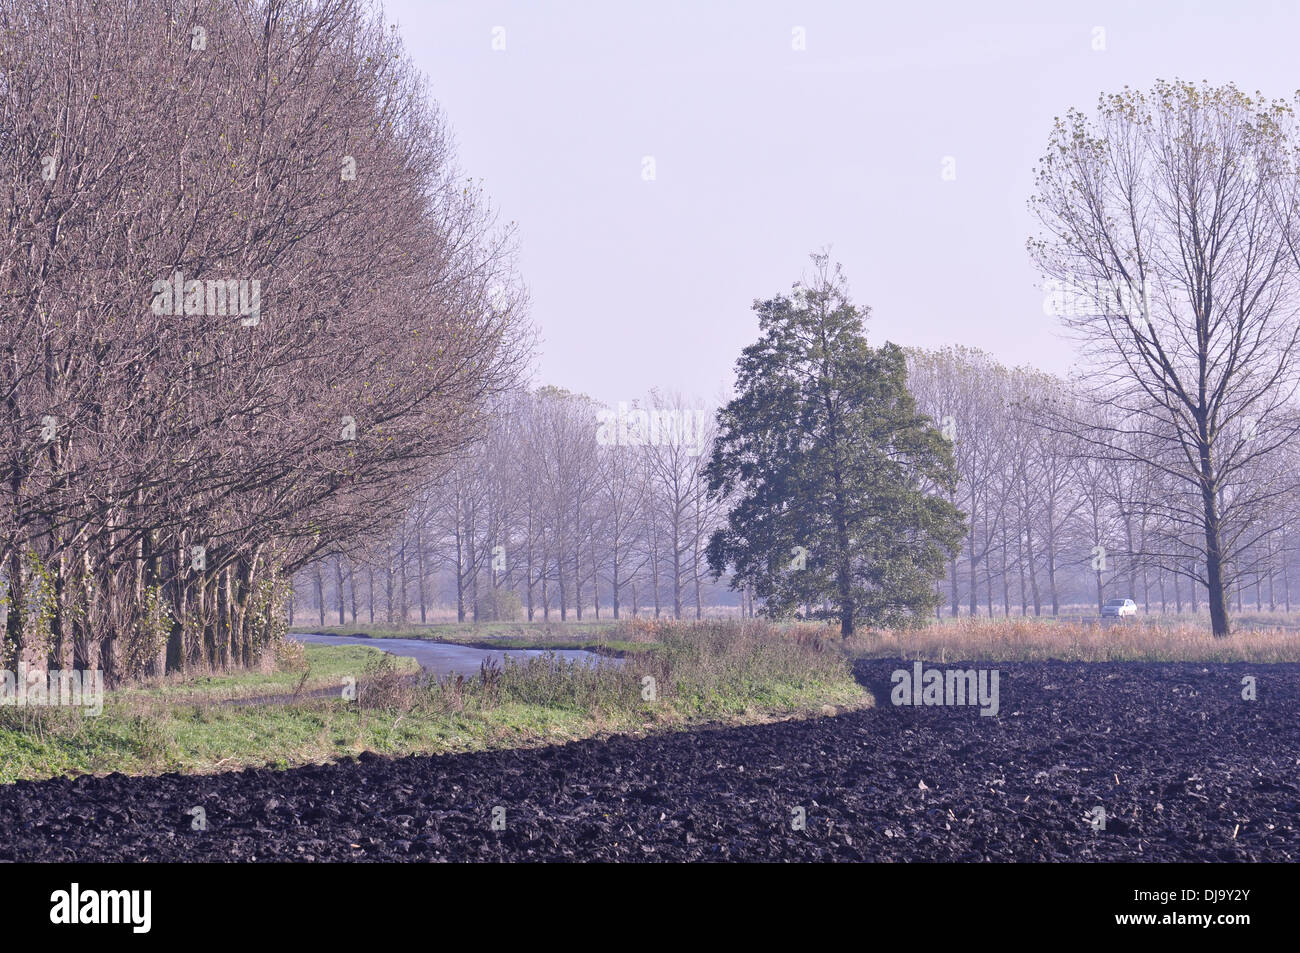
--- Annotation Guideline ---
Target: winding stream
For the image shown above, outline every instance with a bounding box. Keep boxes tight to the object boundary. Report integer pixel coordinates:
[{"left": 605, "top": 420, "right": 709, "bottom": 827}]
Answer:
[{"left": 290, "top": 632, "right": 615, "bottom": 677}]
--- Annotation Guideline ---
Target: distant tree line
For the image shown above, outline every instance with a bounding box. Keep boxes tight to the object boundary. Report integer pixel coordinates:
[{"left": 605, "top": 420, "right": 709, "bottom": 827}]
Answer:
[
  {"left": 299, "top": 348, "right": 1300, "bottom": 632},
  {"left": 907, "top": 347, "right": 1300, "bottom": 621},
  {"left": 294, "top": 388, "right": 732, "bottom": 625}
]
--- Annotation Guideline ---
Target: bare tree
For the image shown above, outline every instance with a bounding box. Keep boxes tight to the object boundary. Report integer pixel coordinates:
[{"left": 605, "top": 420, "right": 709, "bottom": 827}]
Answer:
[{"left": 1030, "top": 80, "right": 1300, "bottom": 635}]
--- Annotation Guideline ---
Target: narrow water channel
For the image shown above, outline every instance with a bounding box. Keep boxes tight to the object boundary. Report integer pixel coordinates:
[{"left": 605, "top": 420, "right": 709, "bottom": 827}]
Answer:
[{"left": 290, "top": 632, "right": 615, "bottom": 677}]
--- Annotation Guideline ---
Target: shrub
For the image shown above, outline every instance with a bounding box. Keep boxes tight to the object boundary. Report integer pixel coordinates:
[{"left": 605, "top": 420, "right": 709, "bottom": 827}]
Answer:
[
  {"left": 357, "top": 653, "right": 417, "bottom": 711},
  {"left": 476, "top": 587, "right": 522, "bottom": 622}
]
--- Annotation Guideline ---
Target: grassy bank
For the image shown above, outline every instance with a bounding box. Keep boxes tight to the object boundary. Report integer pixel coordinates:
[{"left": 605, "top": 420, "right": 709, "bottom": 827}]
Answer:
[
  {"left": 0, "top": 620, "right": 865, "bottom": 782},
  {"left": 113, "top": 643, "right": 420, "bottom": 705},
  {"left": 849, "top": 617, "right": 1300, "bottom": 662}
]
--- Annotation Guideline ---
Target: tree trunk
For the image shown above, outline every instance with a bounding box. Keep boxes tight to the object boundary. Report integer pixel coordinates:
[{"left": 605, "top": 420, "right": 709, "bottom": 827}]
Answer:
[{"left": 335, "top": 557, "right": 345, "bottom": 625}]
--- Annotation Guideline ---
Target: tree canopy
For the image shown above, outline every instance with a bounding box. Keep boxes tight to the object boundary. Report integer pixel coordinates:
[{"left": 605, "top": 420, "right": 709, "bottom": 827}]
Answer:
[{"left": 705, "top": 254, "right": 965, "bottom": 635}]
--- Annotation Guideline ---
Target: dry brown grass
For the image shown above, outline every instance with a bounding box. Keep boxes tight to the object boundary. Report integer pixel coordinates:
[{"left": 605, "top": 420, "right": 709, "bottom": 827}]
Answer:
[{"left": 847, "top": 617, "right": 1300, "bottom": 663}]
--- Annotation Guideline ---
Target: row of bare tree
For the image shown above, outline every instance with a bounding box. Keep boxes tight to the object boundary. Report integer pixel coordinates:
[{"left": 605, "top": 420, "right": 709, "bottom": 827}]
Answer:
[
  {"left": 295, "top": 387, "right": 736, "bottom": 625},
  {"left": 907, "top": 347, "right": 1300, "bottom": 620},
  {"left": 308, "top": 343, "right": 1300, "bottom": 629},
  {"left": 0, "top": 0, "right": 528, "bottom": 681}
]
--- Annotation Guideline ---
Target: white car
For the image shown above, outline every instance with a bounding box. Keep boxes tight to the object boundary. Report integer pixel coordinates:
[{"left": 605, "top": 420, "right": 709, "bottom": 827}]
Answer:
[{"left": 1101, "top": 598, "right": 1138, "bottom": 618}]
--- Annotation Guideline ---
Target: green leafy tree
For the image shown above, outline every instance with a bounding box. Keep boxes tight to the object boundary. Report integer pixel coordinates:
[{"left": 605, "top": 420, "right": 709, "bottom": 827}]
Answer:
[{"left": 706, "top": 254, "right": 965, "bottom": 636}]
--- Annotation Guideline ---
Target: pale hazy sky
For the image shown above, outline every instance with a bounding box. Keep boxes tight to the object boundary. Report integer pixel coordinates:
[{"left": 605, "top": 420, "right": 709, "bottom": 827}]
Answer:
[{"left": 386, "top": 0, "right": 1300, "bottom": 405}]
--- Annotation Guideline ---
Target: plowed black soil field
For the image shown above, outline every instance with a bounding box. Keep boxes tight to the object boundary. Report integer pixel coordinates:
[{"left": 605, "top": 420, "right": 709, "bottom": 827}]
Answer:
[{"left": 2, "top": 659, "right": 1297, "bottom": 861}]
